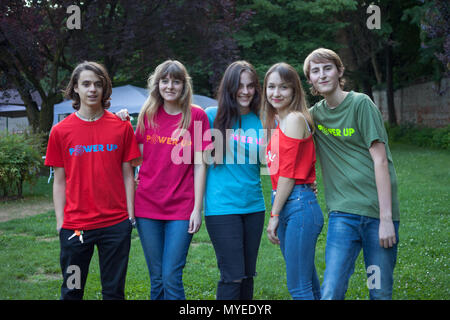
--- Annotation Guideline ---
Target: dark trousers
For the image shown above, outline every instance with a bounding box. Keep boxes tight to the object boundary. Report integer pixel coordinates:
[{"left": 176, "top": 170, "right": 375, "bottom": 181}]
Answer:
[
  {"left": 205, "top": 212, "right": 265, "bottom": 300},
  {"left": 59, "top": 218, "right": 132, "bottom": 300}
]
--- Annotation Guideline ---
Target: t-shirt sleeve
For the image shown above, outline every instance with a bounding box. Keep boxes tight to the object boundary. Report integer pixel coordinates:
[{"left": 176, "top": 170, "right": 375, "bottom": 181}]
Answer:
[
  {"left": 122, "top": 121, "right": 142, "bottom": 162},
  {"left": 44, "top": 127, "right": 64, "bottom": 167},
  {"left": 194, "top": 107, "right": 213, "bottom": 152},
  {"left": 278, "top": 134, "right": 314, "bottom": 180},
  {"left": 357, "top": 96, "right": 388, "bottom": 148}
]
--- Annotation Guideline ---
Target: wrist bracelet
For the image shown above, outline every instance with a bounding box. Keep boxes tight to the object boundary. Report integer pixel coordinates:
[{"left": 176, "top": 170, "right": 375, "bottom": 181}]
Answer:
[{"left": 270, "top": 212, "right": 279, "bottom": 217}]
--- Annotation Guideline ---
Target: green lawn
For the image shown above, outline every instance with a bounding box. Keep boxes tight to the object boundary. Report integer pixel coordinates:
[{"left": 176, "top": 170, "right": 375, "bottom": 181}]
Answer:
[{"left": 0, "top": 143, "right": 448, "bottom": 300}]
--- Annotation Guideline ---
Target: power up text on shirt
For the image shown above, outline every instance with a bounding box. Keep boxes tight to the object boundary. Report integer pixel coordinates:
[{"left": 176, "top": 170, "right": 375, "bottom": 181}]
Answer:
[
  {"left": 317, "top": 125, "right": 355, "bottom": 137},
  {"left": 69, "top": 144, "right": 118, "bottom": 156}
]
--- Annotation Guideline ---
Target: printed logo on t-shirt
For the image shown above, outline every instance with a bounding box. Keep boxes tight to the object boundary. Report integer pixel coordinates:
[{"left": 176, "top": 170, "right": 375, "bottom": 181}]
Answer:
[
  {"left": 146, "top": 134, "right": 192, "bottom": 146},
  {"left": 317, "top": 124, "right": 355, "bottom": 137},
  {"left": 230, "top": 132, "right": 264, "bottom": 145},
  {"left": 69, "top": 144, "right": 118, "bottom": 156}
]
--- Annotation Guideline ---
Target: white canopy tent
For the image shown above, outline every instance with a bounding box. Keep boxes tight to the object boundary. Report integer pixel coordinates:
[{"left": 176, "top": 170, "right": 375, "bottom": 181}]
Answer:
[{"left": 53, "top": 84, "right": 217, "bottom": 125}]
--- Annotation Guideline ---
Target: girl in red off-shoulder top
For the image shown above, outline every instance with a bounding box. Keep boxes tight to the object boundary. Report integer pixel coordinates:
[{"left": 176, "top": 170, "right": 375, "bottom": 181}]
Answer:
[{"left": 262, "top": 62, "right": 324, "bottom": 300}]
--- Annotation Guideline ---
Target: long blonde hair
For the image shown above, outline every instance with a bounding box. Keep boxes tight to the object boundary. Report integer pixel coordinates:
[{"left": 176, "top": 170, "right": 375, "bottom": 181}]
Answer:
[
  {"left": 137, "top": 60, "right": 193, "bottom": 135},
  {"left": 262, "top": 62, "right": 314, "bottom": 131}
]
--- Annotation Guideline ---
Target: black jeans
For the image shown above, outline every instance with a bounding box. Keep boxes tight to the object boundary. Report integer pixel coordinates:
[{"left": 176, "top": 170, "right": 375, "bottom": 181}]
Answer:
[
  {"left": 205, "top": 212, "right": 265, "bottom": 300},
  {"left": 59, "top": 218, "right": 132, "bottom": 300}
]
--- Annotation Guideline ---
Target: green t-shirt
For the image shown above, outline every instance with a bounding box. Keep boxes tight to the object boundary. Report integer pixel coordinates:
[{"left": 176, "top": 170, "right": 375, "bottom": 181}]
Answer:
[{"left": 310, "top": 91, "right": 400, "bottom": 221}]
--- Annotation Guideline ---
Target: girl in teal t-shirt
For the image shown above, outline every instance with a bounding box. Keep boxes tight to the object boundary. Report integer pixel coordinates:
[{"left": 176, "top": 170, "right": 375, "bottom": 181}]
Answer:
[{"left": 204, "top": 61, "right": 266, "bottom": 300}]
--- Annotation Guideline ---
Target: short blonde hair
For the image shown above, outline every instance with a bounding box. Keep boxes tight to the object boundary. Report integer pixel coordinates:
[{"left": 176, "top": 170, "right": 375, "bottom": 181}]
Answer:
[{"left": 303, "top": 48, "right": 346, "bottom": 96}]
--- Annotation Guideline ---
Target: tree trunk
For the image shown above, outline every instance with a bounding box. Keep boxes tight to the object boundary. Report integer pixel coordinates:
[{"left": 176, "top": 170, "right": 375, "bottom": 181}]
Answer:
[{"left": 385, "top": 43, "right": 397, "bottom": 126}]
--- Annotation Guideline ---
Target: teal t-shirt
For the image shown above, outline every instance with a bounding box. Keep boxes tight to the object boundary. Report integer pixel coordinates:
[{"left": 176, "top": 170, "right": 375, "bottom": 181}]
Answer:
[
  {"left": 310, "top": 91, "right": 400, "bottom": 221},
  {"left": 204, "top": 107, "right": 266, "bottom": 216}
]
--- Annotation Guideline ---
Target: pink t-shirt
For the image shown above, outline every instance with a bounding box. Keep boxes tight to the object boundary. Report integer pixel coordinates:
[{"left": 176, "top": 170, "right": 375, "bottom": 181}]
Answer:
[{"left": 135, "top": 105, "right": 212, "bottom": 220}]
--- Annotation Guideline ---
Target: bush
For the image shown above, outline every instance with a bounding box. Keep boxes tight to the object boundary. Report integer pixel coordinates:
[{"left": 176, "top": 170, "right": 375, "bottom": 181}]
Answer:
[
  {"left": 0, "top": 130, "right": 45, "bottom": 199},
  {"left": 386, "top": 123, "right": 450, "bottom": 150}
]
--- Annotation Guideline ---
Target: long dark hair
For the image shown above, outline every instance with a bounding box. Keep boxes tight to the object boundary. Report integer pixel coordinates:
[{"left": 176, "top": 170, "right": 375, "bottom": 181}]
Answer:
[{"left": 213, "top": 61, "right": 261, "bottom": 162}]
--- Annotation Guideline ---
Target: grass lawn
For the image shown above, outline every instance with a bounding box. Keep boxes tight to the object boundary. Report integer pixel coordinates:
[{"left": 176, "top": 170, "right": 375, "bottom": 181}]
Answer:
[{"left": 0, "top": 143, "right": 448, "bottom": 300}]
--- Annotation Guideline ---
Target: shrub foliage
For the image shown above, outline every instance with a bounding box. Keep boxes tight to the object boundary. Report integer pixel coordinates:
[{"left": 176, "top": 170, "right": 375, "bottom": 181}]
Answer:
[
  {"left": 0, "top": 131, "right": 45, "bottom": 199},
  {"left": 386, "top": 123, "right": 450, "bottom": 150}
]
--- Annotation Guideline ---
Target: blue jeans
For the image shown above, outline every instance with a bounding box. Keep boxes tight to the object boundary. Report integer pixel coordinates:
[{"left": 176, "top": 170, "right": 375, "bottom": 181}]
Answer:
[
  {"left": 272, "top": 184, "right": 324, "bottom": 300},
  {"left": 136, "top": 218, "right": 193, "bottom": 300},
  {"left": 321, "top": 211, "right": 400, "bottom": 300}
]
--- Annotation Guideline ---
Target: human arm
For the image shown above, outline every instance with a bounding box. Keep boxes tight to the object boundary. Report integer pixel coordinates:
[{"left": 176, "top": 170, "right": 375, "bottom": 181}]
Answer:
[
  {"left": 122, "top": 161, "right": 136, "bottom": 224},
  {"left": 369, "top": 141, "right": 396, "bottom": 248},
  {"left": 132, "top": 144, "right": 143, "bottom": 188},
  {"left": 53, "top": 167, "right": 66, "bottom": 233},
  {"left": 188, "top": 150, "right": 206, "bottom": 234},
  {"left": 266, "top": 176, "right": 296, "bottom": 245}
]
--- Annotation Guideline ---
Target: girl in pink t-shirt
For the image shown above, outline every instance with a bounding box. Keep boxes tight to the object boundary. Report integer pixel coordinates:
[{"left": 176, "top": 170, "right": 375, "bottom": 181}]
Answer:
[{"left": 133, "top": 60, "right": 211, "bottom": 300}]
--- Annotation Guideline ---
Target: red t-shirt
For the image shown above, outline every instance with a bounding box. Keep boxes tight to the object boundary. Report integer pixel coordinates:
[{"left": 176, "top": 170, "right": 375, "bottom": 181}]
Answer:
[
  {"left": 134, "top": 105, "right": 212, "bottom": 220},
  {"left": 45, "top": 111, "right": 141, "bottom": 230},
  {"left": 266, "top": 125, "right": 316, "bottom": 190}
]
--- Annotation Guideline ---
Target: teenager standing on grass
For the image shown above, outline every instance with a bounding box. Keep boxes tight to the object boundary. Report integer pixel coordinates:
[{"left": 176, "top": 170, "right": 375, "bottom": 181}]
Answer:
[
  {"left": 303, "top": 48, "right": 400, "bottom": 300},
  {"left": 204, "top": 61, "right": 266, "bottom": 300},
  {"left": 263, "top": 62, "right": 323, "bottom": 300},
  {"left": 45, "top": 61, "right": 141, "bottom": 300},
  {"left": 132, "top": 60, "right": 211, "bottom": 300}
]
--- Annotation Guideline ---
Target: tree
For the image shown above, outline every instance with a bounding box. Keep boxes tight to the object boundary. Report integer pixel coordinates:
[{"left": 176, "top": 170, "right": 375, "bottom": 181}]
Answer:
[
  {"left": 233, "top": 0, "right": 357, "bottom": 104},
  {"left": 0, "top": 0, "right": 249, "bottom": 134},
  {"left": 0, "top": 0, "right": 92, "bottom": 133}
]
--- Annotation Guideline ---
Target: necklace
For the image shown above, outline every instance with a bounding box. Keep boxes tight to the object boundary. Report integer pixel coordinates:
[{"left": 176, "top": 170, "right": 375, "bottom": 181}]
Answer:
[{"left": 76, "top": 109, "right": 104, "bottom": 122}]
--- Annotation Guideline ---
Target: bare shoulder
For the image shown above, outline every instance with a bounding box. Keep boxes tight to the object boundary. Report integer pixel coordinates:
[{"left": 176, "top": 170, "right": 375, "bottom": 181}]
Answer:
[{"left": 284, "top": 112, "right": 308, "bottom": 139}]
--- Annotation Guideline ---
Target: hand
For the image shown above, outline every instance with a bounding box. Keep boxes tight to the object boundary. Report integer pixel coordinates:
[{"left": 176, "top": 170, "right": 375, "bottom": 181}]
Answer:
[
  {"left": 134, "top": 177, "right": 139, "bottom": 190},
  {"left": 116, "top": 108, "right": 130, "bottom": 121},
  {"left": 311, "top": 180, "right": 318, "bottom": 196},
  {"left": 266, "top": 216, "right": 280, "bottom": 245},
  {"left": 188, "top": 209, "right": 202, "bottom": 234},
  {"left": 379, "top": 219, "right": 396, "bottom": 248},
  {"left": 56, "top": 221, "right": 63, "bottom": 234}
]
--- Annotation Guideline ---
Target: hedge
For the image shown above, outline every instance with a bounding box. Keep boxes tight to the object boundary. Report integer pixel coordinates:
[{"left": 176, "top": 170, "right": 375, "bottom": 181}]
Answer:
[{"left": 386, "top": 123, "right": 450, "bottom": 150}]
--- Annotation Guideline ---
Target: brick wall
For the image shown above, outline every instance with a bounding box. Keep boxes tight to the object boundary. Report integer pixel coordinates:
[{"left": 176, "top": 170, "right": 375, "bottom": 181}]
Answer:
[{"left": 372, "top": 77, "right": 450, "bottom": 128}]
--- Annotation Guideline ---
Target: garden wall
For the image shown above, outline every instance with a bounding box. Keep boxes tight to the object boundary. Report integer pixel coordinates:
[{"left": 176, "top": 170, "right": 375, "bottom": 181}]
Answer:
[{"left": 372, "top": 77, "right": 450, "bottom": 128}]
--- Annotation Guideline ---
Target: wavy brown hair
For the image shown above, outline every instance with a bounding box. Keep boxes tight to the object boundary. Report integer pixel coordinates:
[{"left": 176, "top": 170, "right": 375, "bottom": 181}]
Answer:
[{"left": 63, "top": 61, "right": 112, "bottom": 110}]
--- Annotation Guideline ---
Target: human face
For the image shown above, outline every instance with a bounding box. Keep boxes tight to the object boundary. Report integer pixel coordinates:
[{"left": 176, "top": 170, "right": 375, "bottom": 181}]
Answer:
[
  {"left": 308, "top": 60, "right": 343, "bottom": 96},
  {"left": 74, "top": 70, "right": 103, "bottom": 109},
  {"left": 236, "top": 71, "right": 255, "bottom": 109},
  {"left": 266, "top": 71, "right": 293, "bottom": 113},
  {"left": 159, "top": 75, "right": 183, "bottom": 103}
]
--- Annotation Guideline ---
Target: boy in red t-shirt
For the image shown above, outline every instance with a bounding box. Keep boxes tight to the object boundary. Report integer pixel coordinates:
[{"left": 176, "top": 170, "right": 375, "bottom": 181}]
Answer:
[{"left": 45, "top": 61, "right": 141, "bottom": 300}]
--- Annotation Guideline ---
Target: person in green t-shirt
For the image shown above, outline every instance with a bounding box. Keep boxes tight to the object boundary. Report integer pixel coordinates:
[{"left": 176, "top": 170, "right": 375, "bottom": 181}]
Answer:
[{"left": 303, "top": 48, "right": 400, "bottom": 300}]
